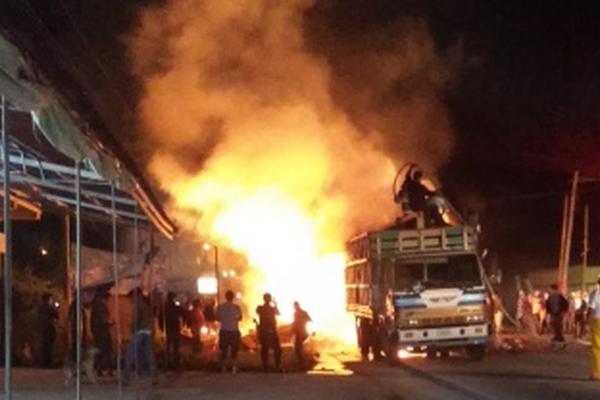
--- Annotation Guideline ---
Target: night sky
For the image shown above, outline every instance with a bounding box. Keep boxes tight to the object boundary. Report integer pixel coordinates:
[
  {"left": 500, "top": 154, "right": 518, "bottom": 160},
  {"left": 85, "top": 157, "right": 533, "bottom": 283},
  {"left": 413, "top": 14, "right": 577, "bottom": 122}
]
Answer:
[
  {"left": 309, "top": 0, "right": 600, "bottom": 273},
  {"left": 3, "top": 0, "right": 600, "bottom": 277}
]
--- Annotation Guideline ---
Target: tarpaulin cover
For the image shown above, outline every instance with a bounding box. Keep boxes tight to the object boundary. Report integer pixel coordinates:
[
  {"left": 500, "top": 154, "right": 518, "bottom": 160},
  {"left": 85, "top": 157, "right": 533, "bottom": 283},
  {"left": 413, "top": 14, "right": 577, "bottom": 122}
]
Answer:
[{"left": 0, "top": 32, "right": 130, "bottom": 190}]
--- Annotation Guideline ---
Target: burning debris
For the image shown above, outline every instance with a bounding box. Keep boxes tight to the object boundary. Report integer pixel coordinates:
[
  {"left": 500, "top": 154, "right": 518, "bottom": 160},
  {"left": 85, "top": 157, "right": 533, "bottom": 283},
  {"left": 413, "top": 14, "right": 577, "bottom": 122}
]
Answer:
[{"left": 128, "top": 0, "right": 455, "bottom": 342}]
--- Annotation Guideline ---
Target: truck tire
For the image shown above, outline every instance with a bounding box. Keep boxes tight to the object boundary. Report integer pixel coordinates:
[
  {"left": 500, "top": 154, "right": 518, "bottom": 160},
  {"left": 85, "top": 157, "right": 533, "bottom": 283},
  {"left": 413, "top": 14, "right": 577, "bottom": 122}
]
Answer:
[
  {"left": 466, "top": 345, "right": 486, "bottom": 361},
  {"left": 382, "top": 331, "right": 400, "bottom": 365}
]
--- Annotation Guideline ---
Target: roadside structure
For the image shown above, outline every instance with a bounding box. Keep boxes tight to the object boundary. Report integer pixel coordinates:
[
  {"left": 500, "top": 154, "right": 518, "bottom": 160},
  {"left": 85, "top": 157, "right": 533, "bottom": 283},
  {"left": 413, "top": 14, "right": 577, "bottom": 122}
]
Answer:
[
  {"left": 528, "top": 266, "right": 600, "bottom": 295},
  {"left": 0, "top": 28, "right": 175, "bottom": 400}
]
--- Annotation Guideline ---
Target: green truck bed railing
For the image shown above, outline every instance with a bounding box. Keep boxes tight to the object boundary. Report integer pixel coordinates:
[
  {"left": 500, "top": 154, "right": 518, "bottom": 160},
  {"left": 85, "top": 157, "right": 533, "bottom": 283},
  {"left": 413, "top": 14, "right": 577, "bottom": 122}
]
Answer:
[{"left": 347, "top": 226, "right": 477, "bottom": 261}]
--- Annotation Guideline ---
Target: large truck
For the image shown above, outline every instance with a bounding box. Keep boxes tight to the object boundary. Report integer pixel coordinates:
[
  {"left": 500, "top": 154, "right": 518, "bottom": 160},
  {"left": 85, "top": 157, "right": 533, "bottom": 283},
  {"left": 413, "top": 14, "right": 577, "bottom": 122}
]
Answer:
[{"left": 345, "top": 195, "right": 492, "bottom": 361}]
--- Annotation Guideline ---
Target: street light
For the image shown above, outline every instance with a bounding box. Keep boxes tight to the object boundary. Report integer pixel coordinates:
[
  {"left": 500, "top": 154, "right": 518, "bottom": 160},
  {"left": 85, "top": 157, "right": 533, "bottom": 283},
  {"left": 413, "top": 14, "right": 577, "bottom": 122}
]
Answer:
[
  {"left": 196, "top": 276, "right": 218, "bottom": 295},
  {"left": 202, "top": 243, "right": 220, "bottom": 302}
]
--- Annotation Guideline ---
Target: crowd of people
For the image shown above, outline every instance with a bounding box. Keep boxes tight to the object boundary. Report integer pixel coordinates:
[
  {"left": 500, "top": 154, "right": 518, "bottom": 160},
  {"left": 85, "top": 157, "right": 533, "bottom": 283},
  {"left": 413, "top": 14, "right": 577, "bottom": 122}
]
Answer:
[
  {"left": 515, "top": 284, "right": 592, "bottom": 341},
  {"left": 511, "top": 279, "right": 600, "bottom": 381},
  {"left": 37, "top": 287, "right": 313, "bottom": 383}
]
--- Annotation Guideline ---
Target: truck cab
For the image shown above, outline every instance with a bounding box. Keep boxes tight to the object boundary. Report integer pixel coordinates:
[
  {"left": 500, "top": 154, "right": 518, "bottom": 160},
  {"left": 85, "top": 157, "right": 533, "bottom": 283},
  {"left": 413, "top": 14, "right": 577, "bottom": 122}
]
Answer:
[{"left": 345, "top": 224, "right": 492, "bottom": 360}]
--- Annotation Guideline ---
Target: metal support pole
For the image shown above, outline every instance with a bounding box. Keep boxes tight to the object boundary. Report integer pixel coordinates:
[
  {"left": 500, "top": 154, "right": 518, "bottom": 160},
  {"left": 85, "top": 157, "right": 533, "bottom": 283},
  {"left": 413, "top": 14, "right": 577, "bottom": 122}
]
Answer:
[
  {"left": 133, "top": 206, "right": 139, "bottom": 378},
  {"left": 65, "top": 215, "right": 71, "bottom": 304},
  {"left": 75, "top": 160, "right": 82, "bottom": 400},
  {"left": 558, "top": 194, "right": 568, "bottom": 276},
  {"left": 64, "top": 214, "right": 71, "bottom": 357},
  {"left": 561, "top": 171, "right": 579, "bottom": 293},
  {"left": 214, "top": 246, "right": 220, "bottom": 303},
  {"left": 111, "top": 182, "right": 123, "bottom": 397},
  {"left": 2, "top": 94, "right": 13, "bottom": 400},
  {"left": 581, "top": 204, "right": 589, "bottom": 292}
]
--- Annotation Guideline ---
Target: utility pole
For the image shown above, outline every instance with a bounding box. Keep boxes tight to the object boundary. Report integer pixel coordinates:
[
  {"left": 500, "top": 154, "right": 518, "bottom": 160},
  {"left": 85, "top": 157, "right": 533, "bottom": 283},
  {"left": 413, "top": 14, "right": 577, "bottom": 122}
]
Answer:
[
  {"left": 581, "top": 204, "right": 589, "bottom": 292},
  {"left": 559, "top": 171, "right": 579, "bottom": 293},
  {"left": 558, "top": 194, "right": 568, "bottom": 276}
]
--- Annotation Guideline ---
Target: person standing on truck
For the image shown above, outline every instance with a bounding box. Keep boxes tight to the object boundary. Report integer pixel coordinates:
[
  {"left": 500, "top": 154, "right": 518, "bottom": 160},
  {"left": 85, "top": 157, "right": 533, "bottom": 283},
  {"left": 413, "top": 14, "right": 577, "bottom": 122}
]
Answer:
[
  {"left": 546, "top": 284, "right": 569, "bottom": 346},
  {"left": 399, "top": 167, "right": 446, "bottom": 227},
  {"left": 400, "top": 167, "right": 435, "bottom": 214},
  {"left": 256, "top": 293, "right": 282, "bottom": 372},
  {"left": 588, "top": 278, "right": 600, "bottom": 381},
  {"left": 291, "top": 301, "right": 312, "bottom": 368}
]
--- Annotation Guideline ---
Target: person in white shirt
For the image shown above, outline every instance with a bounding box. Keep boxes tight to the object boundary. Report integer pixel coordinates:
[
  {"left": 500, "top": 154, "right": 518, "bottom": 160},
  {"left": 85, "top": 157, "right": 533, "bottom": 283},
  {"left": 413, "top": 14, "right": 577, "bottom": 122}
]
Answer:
[
  {"left": 589, "top": 279, "right": 600, "bottom": 381},
  {"left": 216, "top": 290, "right": 242, "bottom": 373}
]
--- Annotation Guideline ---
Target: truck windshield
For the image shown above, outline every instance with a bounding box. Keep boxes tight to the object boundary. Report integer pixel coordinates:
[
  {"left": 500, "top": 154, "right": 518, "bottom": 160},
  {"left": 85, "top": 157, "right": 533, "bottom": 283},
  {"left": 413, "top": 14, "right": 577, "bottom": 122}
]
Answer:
[{"left": 394, "top": 254, "right": 481, "bottom": 291}]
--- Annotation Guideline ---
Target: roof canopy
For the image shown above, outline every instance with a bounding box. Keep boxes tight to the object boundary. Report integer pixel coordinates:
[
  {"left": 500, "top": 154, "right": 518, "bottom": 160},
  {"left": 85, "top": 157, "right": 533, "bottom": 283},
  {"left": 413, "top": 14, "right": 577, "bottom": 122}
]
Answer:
[{"left": 0, "top": 32, "right": 176, "bottom": 236}]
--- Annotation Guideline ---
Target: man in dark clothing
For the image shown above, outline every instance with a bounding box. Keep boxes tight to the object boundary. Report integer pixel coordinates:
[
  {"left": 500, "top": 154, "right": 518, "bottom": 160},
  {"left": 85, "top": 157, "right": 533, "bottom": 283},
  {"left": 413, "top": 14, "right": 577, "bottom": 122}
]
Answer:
[
  {"left": 91, "top": 291, "right": 113, "bottom": 376},
  {"left": 291, "top": 301, "right": 312, "bottom": 367},
  {"left": 38, "top": 293, "right": 58, "bottom": 367},
  {"left": 398, "top": 167, "right": 447, "bottom": 227},
  {"left": 68, "top": 297, "right": 86, "bottom": 362},
  {"left": 545, "top": 284, "right": 569, "bottom": 344},
  {"left": 204, "top": 299, "right": 216, "bottom": 323},
  {"left": 163, "top": 292, "right": 184, "bottom": 369},
  {"left": 124, "top": 289, "right": 157, "bottom": 385},
  {"left": 256, "top": 293, "right": 282, "bottom": 372},
  {"left": 401, "top": 168, "right": 435, "bottom": 213},
  {"left": 575, "top": 298, "right": 589, "bottom": 338}
]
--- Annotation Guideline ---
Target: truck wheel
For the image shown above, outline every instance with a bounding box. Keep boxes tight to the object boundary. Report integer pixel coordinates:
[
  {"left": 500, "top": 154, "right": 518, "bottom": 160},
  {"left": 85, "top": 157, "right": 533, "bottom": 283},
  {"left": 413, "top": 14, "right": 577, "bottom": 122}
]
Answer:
[
  {"left": 378, "top": 327, "right": 398, "bottom": 364},
  {"left": 466, "top": 345, "right": 486, "bottom": 361}
]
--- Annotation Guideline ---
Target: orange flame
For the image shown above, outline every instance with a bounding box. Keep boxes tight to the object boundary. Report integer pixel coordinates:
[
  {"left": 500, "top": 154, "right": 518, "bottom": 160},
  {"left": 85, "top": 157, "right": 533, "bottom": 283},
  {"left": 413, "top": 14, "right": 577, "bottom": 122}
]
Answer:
[
  {"left": 161, "top": 138, "right": 389, "bottom": 341},
  {"left": 129, "top": 0, "right": 452, "bottom": 343}
]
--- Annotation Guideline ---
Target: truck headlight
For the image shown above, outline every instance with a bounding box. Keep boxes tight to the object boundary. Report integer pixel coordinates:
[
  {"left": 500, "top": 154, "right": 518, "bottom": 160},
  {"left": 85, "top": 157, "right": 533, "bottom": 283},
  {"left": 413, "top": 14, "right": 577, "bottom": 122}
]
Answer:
[
  {"left": 399, "top": 319, "right": 419, "bottom": 327},
  {"left": 466, "top": 314, "right": 484, "bottom": 323}
]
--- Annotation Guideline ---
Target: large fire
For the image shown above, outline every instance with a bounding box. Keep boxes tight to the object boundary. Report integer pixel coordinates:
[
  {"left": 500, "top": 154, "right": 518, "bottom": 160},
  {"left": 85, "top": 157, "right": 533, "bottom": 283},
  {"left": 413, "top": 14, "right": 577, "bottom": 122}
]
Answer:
[
  {"left": 210, "top": 189, "right": 353, "bottom": 341},
  {"left": 129, "top": 0, "right": 453, "bottom": 342},
  {"left": 159, "top": 127, "right": 391, "bottom": 341}
]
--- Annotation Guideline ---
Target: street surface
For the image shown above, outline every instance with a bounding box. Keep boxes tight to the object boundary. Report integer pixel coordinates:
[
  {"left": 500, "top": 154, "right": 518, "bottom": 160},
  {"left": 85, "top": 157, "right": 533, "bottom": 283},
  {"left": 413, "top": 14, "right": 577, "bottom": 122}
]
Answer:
[{"left": 2, "top": 343, "right": 599, "bottom": 399}]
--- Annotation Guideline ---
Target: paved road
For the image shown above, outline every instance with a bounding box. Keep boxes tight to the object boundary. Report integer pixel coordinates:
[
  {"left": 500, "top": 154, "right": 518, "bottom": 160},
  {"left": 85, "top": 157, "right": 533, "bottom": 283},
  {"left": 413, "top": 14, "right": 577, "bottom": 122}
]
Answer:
[
  {"left": 2, "top": 343, "right": 599, "bottom": 399},
  {"left": 372, "top": 344, "right": 600, "bottom": 400}
]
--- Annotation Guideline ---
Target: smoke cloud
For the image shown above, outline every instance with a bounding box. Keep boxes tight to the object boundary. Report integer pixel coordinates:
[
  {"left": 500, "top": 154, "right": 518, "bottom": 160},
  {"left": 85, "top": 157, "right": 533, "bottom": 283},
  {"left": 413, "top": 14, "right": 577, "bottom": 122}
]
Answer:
[
  {"left": 129, "top": 0, "right": 453, "bottom": 233},
  {"left": 127, "top": 0, "right": 456, "bottom": 333}
]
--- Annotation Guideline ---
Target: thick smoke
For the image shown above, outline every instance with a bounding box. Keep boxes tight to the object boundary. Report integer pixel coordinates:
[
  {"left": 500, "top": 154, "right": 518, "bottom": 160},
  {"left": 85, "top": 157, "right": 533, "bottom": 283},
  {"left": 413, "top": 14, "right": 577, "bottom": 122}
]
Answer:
[
  {"left": 307, "top": 16, "right": 456, "bottom": 174},
  {"left": 128, "top": 0, "right": 456, "bottom": 337},
  {"left": 128, "top": 0, "right": 453, "bottom": 237}
]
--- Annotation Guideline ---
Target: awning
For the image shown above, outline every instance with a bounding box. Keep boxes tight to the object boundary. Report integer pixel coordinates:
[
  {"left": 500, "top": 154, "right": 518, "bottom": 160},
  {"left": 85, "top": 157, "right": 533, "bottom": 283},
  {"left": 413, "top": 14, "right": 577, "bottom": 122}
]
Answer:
[
  {"left": 0, "top": 189, "right": 42, "bottom": 221},
  {"left": 0, "top": 32, "right": 176, "bottom": 238}
]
